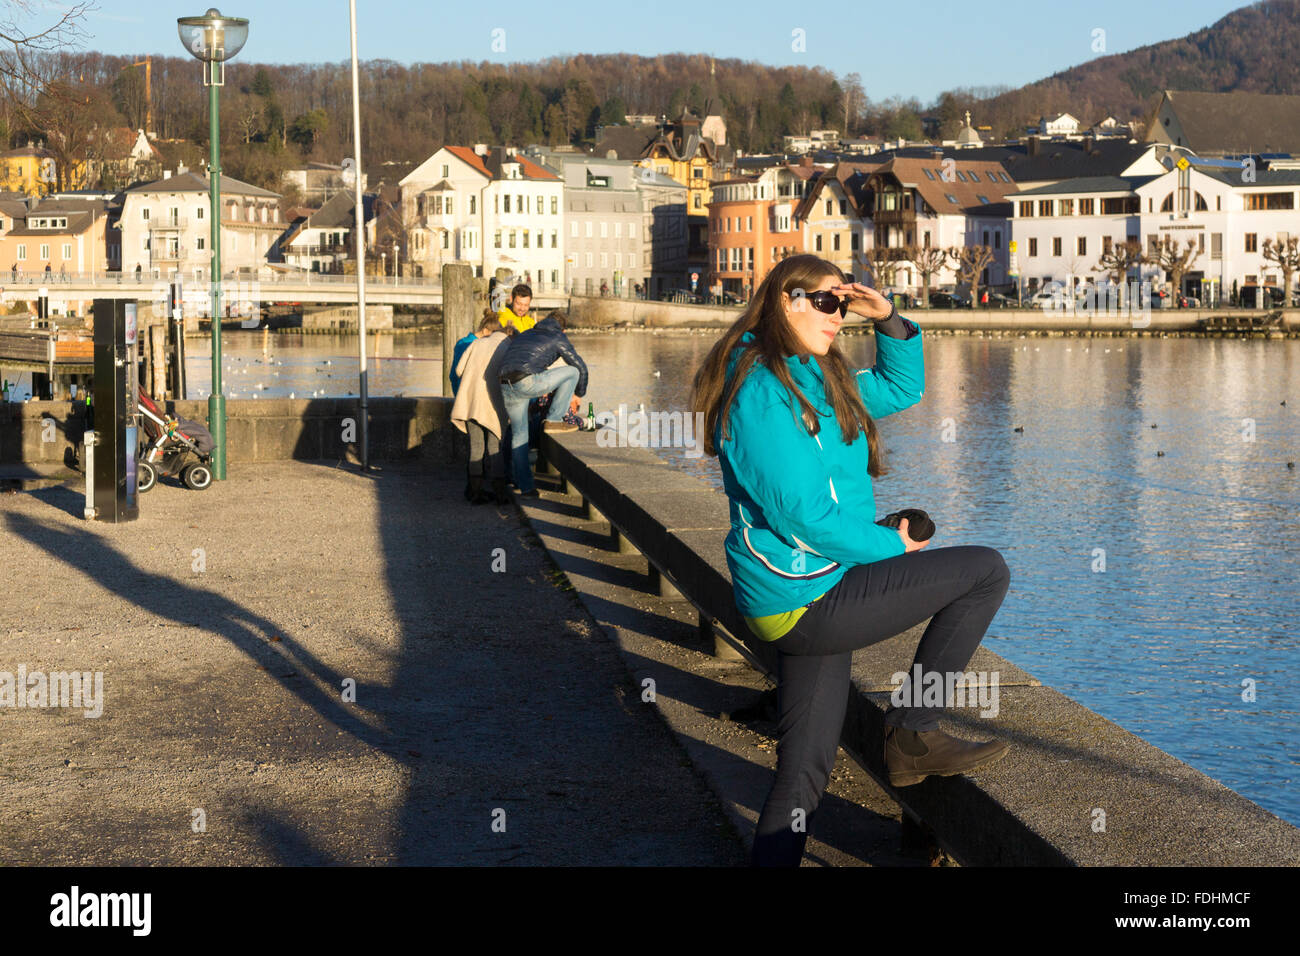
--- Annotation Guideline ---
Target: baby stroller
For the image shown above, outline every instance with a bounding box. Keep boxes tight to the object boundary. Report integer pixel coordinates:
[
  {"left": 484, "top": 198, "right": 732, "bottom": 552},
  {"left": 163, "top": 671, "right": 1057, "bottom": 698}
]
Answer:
[{"left": 136, "top": 388, "right": 215, "bottom": 491}]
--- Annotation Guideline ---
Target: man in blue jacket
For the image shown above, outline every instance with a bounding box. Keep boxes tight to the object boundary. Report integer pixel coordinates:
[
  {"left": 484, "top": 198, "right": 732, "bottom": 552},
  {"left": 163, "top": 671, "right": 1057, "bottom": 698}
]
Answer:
[{"left": 497, "top": 309, "right": 588, "bottom": 496}]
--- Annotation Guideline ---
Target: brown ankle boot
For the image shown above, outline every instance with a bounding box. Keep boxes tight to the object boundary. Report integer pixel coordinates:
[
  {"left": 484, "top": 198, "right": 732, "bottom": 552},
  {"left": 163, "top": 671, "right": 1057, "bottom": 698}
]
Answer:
[{"left": 884, "top": 725, "right": 1009, "bottom": 787}]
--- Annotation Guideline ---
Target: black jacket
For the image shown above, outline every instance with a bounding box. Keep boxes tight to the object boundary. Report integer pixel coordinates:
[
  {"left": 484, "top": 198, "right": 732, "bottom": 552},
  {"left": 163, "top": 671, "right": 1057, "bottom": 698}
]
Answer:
[{"left": 498, "top": 316, "right": 588, "bottom": 398}]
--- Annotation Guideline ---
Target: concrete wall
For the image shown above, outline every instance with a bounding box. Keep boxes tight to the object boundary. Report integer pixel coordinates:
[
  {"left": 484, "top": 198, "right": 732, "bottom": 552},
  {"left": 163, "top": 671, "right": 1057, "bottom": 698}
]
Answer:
[
  {"left": 301, "top": 304, "right": 395, "bottom": 331},
  {"left": 0, "top": 396, "right": 458, "bottom": 466}
]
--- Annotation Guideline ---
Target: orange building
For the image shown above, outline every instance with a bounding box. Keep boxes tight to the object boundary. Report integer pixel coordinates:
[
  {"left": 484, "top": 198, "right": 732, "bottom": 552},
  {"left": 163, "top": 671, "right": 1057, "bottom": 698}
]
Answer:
[{"left": 707, "top": 161, "right": 819, "bottom": 298}]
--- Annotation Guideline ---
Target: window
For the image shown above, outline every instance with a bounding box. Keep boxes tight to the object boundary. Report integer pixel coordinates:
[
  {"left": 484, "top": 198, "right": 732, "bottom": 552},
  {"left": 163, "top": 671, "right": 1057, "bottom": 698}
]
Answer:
[
  {"left": 945, "top": 194, "right": 959, "bottom": 204},
  {"left": 1052, "top": 237, "right": 1062, "bottom": 256},
  {"left": 825, "top": 199, "right": 833, "bottom": 215},
  {"left": 1194, "top": 193, "right": 1207, "bottom": 211},
  {"left": 1102, "top": 236, "right": 1112, "bottom": 254},
  {"left": 537, "top": 195, "right": 543, "bottom": 213},
  {"left": 551, "top": 270, "right": 558, "bottom": 285},
  {"left": 508, "top": 230, "right": 516, "bottom": 248},
  {"left": 600, "top": 222, "right": 607, "bottom": 238},
  {"left": 494, "top": 230, "right": 501, "bottom": 248},
  {"left": 16, "top": 243, "right": 25, "bottom": 260},
  {"left": 1198, "top": 232, "right": 1205, "bottom": 253},
  {"left": 614, "top": 222, "right": 621, "bottom": 239},
  {"left": 447, "top": 197, "right": 454, "bottom": 215},
  {"left": 923, "top": 168, "right": 935, "bottom": 180},
  {"left": 469, "top": 196, "right": 476, "bottom": 215},
  {"left": 983, "top": 230, "right": 990, "bottom": 245},
  {"left": 999, "top": 172, "right": 1010, "bottom": 183},
  {"left": 494, "top": 195, "right": 499, "bottom": 214},
  {"left": 747, "top": 247, "right": 754, "bottom": 269},
  {"left": 692, "top": 167, "right": 703, "bottom": 178},
  {"left": 1019, "top": 201, "right": 1034, "bottom": 218},
  {"left": 39, "top": 243, "right": 49, "bottom": 260},
  {"left": 62, "top": 243, "right": 71, "bottom": 259},
  {"left": 851, "top": 233, "right": 860, "bottom": 251},
  {"left": 1077, "top": 236, "right": 1087, "bottom": 255},
  {"left": 1028, "top": 237, "right": 1038, "bottom": 256},
  {"left": 503, "top": 195, "right": 511, "bottom": 213},
  {"left": 1079, "top": 198, "right": 1094, "bottom": 215},
  {"left": 1245, "top": 192, "right": 1295, "bottom": 210},
  {"left": 1038, "top": 200, "right": 1053, "bottom": 216},
  {"left": 838, "top": 200, "right": 846, "bottom": 215},
  {"left": 815, "top": 234, "right": 823, "bottom": 252},
  {"left": 196, "top": 206, "right": 204, "bottom": 220},
  {"left": 833, "top": 233, "right": 840, "bottom": 251},
  {"left": 441, "top": 164, "right": 449, "bottom": 178},
  {"left": 1245, "top": 233, "right": 1257, "bottom": 252},
  {"left": 977, "top": 195, "right": 990, "bottom": 204},
  {"left": 550, "top": 196, "right": 557, "bottom": 215},
  {"left": 585, "top": 252, "right": 592, "bottom": 267},
  {"left": 535, "top": 231, "right": 541, "bottom": 248},
  {"left": 522, "top": 231, "right": 529, "bottom": 248},
  {"left": 955, "top": 170, "right": 967, "bottom": 182},
  {"left": 693, "top": 195, "right": 701, "bottom": 209},
  {"left": 551, "top": 230, "right": 557, "bottom": 248},
  {"left": 747, "top": 215, "right": 754, "bottom": 231},
  {"left": 1059, "top": 198, "right": 1073, "bottom": 215},
  {"left": 993, "top": 231, "right": 1001, "bottom": 249},
  {"left": 1160, "top": 193, "right": 1173, "bottom": 212}
]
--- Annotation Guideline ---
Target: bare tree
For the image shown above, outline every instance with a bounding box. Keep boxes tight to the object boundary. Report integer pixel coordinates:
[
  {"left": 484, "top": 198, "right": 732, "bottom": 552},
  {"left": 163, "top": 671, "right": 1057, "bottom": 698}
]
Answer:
[
  {"left": 947, "top": 244, "right": 995, "bottom": 305},
  {"left": 860, "top": 243, "right": 899, "bottom": 289},
  {"left": 0, "top": 2, "right": 92, "bottom": 126},
  {"left": 1261, "top": 236, "right": 1300, "bottom": 305},
  {"left": 1144, "top": 236, "right": 1199, "bottom": 304},
  {"left": 903, "top": 242, "right": 948, "bottom": 307},
  {"left": 1096, "top": 239, "right": 1144, "bottom": 302}
]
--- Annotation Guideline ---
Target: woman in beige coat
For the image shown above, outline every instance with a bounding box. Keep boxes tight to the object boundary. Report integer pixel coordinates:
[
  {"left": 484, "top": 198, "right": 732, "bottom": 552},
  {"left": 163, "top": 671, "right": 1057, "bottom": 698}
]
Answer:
[{"left": 451, "top": 312, "right": 514, "bottom": 504}]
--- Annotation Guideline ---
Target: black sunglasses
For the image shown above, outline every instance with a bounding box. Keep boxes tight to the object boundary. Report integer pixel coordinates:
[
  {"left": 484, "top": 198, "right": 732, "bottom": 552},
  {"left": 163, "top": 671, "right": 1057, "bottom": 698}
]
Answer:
[{"left": 806, "top": 290, "right": 848, "bottom": 317}]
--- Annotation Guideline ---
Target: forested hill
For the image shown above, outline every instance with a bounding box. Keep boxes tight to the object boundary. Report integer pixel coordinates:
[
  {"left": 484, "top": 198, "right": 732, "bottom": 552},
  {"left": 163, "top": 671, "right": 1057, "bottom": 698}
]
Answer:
[{"left": 4, "top": 1, "right": 1297, "bottom": 195}]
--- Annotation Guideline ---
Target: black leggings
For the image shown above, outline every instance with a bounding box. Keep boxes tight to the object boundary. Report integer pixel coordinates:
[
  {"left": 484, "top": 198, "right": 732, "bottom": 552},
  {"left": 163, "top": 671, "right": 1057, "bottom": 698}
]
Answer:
[{"left": 751, "top": 544, "right": 1011, "bottom": 867}]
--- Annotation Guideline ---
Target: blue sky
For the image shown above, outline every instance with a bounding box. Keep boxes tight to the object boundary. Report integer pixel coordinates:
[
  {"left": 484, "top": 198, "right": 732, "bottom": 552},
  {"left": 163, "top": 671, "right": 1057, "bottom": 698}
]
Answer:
[{"left": 51, "top": 0, "right": 1250, "bottom": 104}]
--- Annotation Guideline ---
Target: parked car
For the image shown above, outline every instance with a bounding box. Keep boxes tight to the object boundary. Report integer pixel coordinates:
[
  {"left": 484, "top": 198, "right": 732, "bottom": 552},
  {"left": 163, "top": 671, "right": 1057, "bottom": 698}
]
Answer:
[
  {"left": 984, "top": 292, "right": 1018, "bottom": 309},
  {"left": 928, "top": 291, "right": 971, "bottom": 309}
]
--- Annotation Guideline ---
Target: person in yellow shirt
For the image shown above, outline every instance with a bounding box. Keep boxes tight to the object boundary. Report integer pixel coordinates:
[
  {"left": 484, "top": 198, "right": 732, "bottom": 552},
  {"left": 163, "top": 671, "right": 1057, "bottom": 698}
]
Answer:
[{"left": 497, "top": 284, "right": 536, "bottom": 333}]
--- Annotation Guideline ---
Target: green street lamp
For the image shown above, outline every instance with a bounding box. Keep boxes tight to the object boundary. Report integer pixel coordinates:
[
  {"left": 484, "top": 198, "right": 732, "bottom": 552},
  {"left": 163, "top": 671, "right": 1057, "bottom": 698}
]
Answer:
[{"left": 177, "top": 7, "right": 248, "bottom": 481}]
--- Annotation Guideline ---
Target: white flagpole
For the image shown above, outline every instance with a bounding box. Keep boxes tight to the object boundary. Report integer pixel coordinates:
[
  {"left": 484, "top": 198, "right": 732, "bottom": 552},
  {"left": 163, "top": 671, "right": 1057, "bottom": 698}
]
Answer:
[{"left": 349, "top": 0, "right": 369, "bottom": 469}]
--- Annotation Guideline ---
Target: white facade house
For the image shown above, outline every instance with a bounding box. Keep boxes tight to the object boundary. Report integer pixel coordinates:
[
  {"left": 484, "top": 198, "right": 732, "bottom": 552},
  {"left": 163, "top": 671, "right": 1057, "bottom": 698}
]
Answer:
[
  {"left": 1041, "top": 113, "right": 1082, "bottom": 137},
  {"left": 400, "top": 145, "right": 564, "bottom": 288},
  {"left": 119, "top": 169, "right": 283, "bottom": 280},
  {"left": 279, "top": 191, "right": 376, "bottom": 274},
  {"left": 1008, "top": 159, "right": 1300, "bottom": 304}
]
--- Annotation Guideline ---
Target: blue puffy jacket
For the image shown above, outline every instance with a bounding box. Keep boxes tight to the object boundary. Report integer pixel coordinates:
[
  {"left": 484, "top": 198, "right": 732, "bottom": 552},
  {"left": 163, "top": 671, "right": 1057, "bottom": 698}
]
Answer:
[
  {"left": 498, "top": 316, "right": 588, "bottom": 398},
  {"left": 716, "top": 317, "right": 926, "bottom": 617}
]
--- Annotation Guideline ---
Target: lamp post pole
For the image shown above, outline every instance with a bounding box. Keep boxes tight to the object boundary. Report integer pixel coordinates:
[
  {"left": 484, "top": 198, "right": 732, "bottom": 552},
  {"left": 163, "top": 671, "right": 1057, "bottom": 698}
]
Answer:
[
  {"left": 207, "top": 79, "right": 225, "bottom": 479},
  {"left": 179, "top": 7, "right": 248, "bottom": 482}
]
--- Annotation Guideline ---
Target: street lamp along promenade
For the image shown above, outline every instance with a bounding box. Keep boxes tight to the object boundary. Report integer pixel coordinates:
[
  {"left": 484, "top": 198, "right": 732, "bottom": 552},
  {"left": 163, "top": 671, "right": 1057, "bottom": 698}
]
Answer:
[{"left": 177, "top": 8, "right": 249, "bottom": 482}]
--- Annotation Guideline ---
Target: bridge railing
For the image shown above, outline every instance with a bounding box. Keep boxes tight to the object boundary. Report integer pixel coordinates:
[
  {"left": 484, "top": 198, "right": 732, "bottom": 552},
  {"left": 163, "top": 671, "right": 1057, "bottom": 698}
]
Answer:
[{"left": 0, "top": 269, "right": 445, "bottom": 290}]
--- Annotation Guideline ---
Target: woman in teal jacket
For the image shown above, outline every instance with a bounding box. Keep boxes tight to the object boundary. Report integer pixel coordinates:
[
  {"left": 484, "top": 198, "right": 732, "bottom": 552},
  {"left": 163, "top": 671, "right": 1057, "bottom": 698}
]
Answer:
[{"left": 692, "top": 254, "right": 1012, "bottom": 867}]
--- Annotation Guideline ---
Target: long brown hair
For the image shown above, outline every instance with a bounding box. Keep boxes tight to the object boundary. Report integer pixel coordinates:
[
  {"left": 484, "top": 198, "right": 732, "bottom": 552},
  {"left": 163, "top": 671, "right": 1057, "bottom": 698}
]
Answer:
[{"left": 689, "top": 254, "right": 889, "bottom": 477}]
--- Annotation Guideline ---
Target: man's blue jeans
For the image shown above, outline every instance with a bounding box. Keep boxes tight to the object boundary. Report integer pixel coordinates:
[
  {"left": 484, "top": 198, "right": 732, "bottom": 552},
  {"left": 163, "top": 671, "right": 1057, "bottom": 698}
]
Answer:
[{"left": 500, "top": 365, "right": 580, "bottom": 493}]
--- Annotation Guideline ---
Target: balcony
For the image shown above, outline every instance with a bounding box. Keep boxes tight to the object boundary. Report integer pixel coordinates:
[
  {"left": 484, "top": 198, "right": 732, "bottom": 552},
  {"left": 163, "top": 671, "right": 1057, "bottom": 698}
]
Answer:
[{"left": 147, "top": 217, "right": 189, "bottom": 231}]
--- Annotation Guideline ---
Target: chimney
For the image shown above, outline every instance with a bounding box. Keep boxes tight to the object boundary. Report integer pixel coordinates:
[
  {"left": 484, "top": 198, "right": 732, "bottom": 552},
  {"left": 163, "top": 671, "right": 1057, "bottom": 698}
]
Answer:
[
  {"left": 177, "top": 161, "right": 187, "bottom": 175},
  {"left": 1082, "top": 134, "right": 1095, "bottom": 153},
  {"left": 473, "top": 144, "right": 489, "bottom": 156},
  {"left": 163, "top": 169, "right": 172, "bottom": 179},
  {"left": 930, "top": 148, "right": 944, "bottom": 161},
  {"left": 1027, "top": 135, "right": 1041, "bottom": 157}
]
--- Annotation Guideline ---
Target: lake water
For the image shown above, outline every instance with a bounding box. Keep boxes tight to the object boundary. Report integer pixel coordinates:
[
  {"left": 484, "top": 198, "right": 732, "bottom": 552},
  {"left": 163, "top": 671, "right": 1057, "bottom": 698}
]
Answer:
[{"left": 186, "top": 327, "right": 1300, "bottom": 830}]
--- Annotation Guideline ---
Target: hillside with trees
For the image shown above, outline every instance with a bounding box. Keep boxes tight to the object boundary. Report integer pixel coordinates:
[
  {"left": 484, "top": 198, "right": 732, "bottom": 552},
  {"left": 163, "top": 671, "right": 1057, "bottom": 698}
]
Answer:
[{"left": 0, "top": 0, "right": 1297, "bottom": 196}]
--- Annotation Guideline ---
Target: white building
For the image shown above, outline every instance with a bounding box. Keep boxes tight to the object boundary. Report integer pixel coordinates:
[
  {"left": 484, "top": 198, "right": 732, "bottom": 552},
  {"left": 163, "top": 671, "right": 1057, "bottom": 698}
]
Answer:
[
  {"left": 119, "top": 168, "right": 283, "bottom": 280},
  {"left": 277, "top": 191, "right": 376, "bottom": 274},
  {"left": 400, "top": 145, "right": 565, "bottom": 289},
  {"left": 1008, "top": 157, "right": 1300, "bottom": 304}
]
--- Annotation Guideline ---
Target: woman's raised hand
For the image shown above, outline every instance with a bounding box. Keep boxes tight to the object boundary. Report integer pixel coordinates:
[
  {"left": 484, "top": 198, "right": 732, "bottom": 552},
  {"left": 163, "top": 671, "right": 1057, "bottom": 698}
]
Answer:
[
  {"left": 898, "top": 516, "right": 929, "bottom": 553},
  {"left": 831, "top": 282, "right": 893, "bottom": 320}
]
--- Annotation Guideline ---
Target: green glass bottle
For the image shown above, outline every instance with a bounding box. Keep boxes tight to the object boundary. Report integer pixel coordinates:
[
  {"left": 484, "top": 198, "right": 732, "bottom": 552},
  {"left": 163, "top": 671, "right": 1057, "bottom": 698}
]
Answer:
[{"left": 586, "top": 402, "right": 595, "bottom": 431}]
